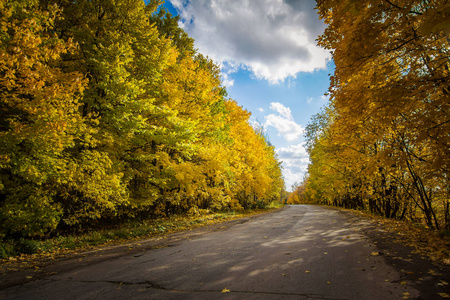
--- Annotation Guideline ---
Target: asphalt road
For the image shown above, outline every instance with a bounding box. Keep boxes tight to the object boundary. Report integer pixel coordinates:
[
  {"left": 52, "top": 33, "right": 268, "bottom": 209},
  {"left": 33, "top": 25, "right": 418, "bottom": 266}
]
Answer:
[{"left": 0, "top": 205, "right": 424, "bottom": 299}]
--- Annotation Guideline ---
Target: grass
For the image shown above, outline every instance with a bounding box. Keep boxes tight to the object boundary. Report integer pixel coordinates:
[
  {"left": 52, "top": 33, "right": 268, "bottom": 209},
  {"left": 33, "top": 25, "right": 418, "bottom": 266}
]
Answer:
[{"left": 0, "top": 207, "right": 281, "bottom": 261}]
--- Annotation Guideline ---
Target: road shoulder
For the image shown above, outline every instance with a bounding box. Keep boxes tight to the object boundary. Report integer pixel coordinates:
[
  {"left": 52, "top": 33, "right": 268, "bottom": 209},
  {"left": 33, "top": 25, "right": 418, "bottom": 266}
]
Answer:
[
  {"left": 338, "top": 208, "right": 450, "bottom": 300},
  {"left": 0, "top": 208, "right": 285, "bottom": 290}
]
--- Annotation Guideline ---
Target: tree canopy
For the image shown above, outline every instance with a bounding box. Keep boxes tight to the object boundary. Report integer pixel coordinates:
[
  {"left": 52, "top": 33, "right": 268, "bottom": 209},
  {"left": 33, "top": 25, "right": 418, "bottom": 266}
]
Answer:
[
  {"left": 301, "top": 0, "right": 449, "bottom": 231},
  {"left": 0, "top": 0, "right": 285, "bottom": 237}
]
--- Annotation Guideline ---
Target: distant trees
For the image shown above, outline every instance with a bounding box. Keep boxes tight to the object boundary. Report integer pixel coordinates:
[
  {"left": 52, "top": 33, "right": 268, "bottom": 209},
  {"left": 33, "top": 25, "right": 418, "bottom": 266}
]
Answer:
[
  {"left": 0, "top": 0, "right": 284, "bottom": 238},
  {"left": 304, "top": 0, "right": 449, "bottom": 230}
]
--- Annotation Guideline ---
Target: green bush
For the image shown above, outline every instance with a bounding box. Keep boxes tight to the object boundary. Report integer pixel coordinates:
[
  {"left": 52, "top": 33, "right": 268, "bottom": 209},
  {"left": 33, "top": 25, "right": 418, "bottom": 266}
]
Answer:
[
  {"left": 15, "top": 239, "right": 40, "bottom": 255},
  {"left": 0, "top": 242, "right": 13, "bottom": 258}
]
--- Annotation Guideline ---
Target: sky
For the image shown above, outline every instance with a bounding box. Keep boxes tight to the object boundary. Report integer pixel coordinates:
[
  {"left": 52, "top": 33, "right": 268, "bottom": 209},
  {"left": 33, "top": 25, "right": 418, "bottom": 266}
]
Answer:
[{"left": 162, "top": 0, "right": 333, "bottom": 190}]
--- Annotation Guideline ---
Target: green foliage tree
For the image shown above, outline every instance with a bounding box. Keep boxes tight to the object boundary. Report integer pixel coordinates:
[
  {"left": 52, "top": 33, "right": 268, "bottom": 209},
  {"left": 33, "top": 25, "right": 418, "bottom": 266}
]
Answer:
[
  {"left": 0, "top": 0, "right": 86, "bottom": 236},
  {"left": 0, "top": 0, "right": 285, "bottom": 238}
]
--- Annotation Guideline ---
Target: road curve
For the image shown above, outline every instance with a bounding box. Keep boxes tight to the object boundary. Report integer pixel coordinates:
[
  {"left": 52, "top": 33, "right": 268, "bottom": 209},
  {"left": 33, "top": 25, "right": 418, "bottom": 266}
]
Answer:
[{"left": 1, "top": 205, "right": 419, "bottom": 299}]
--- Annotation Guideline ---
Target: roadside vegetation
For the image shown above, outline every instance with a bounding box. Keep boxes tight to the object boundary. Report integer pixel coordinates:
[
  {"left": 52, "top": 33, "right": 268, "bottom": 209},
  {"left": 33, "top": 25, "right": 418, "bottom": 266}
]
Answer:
[
  {"left": 0, "top": 0, "right": 286, "bottom": 254},
  {"left": 289, "top": 0, "right": 449, "bottom": 248},
  {"left": 287, "top": 0, "right": 449, "bottom": 264}
]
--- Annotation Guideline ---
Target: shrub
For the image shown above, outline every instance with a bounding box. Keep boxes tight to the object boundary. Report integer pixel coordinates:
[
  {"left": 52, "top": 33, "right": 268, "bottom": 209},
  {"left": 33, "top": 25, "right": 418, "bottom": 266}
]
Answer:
[{"left": 15, "top": 239, "right": 40, "bottom": 255}]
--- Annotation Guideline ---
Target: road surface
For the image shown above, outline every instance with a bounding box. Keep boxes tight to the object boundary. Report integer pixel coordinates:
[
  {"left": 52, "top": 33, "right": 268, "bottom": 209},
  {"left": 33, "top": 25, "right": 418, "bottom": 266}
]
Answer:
[{"left": 0, "top": 205, "right": 435, "bottom": 299}]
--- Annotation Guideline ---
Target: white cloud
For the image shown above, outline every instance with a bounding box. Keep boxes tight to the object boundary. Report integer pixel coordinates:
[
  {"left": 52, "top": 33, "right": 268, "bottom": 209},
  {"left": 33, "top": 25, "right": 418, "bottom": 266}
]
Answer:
[
  {"left": 276, "top": 143, "right": 310, "bottom": 190},
  {"left": 264, "top": 102, "right": 303, "bottom": 142},
  {"left": 277, "top": 143, "right": 309, "bottom": 159},
  {"left": 221, "top": 72, "right": 234, "bottom": 87},
  {"left": 270, "top": 102, "right": 292, "bottom": 120},
  {"left": 169, "top": 0, "right": 331, "bottom": 84},
  {"left": 258, "top": 107, "right": 264, "bottom": 112}
]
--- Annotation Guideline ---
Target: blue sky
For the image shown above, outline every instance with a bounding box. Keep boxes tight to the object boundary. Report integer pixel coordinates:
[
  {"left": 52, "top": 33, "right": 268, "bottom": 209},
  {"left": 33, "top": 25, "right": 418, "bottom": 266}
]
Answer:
[{"left": 162, "top": 0, "right": 333, "bottom": 190}]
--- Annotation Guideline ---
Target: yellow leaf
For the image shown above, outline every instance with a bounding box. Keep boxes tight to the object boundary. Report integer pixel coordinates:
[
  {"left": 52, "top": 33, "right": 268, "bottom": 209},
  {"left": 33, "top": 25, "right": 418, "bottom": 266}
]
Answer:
[
  {"left": 429, "top": 269, "right": 442, "bottom": 276},
  {"left": 222, "top": 288, "right": 230, "bottom": 293},
  {"left": 438, "top": 280, "right": 448, "bottom": 286}
]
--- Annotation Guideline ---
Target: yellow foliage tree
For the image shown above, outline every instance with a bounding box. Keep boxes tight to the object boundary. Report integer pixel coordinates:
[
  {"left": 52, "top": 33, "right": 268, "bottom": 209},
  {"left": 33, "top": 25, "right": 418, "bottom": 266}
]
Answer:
[
  {"left": 306, "top": 0, "right": 450, "bottom": 230},
  {"left": 0, "top": 0, "right": 285, "bottom": 237},
  {"left": 0, "top": 0, "right": 86, "bottom": 236}
]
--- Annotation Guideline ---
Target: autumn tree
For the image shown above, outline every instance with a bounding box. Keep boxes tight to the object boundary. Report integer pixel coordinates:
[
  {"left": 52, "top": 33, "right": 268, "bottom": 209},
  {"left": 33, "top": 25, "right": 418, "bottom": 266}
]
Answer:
[
  {"left": 0, "top": 0, "right": 285, "bottom": 237},
  {"left": 307, "top": 0, "right": 450, "bottom": 230},
  {"left": 0, "top": 0, "right": 86, "bottom": 236},
  {"left": 225, "top": 100, "right": 284, "bottom": 209}
]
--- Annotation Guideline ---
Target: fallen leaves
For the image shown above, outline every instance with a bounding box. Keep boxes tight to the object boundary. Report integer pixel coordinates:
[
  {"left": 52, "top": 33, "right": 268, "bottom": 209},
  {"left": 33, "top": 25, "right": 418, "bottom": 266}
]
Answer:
[
  {"left": 372, "top": 215, "right": 450, "bottom": 265},
  {"left": 438, "top": 280, "right": 448, "bottom": 286},
  {"left": 222, "top": 288, "right": 230, "bottom": 293},
  {"left": 428, "top": 269, "right": 442, "bottom": 276},
  {"left": 336, "top": 208, "right": 450, "bottom": 265}
]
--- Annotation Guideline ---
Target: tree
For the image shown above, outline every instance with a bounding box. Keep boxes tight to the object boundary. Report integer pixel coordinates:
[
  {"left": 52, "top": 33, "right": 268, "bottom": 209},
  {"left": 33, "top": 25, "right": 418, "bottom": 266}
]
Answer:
[
  {"left": 0, "top": 0, "right": 86, "bottom": 236},
  {"left": 308, "top": 0, "right": 450, "bottom": 230},
  {"left": 225, "top": 100, "right": 284, "bottom": 209},
  {"left": 0, "top": 0, "right": 286, "bottom": 237}
]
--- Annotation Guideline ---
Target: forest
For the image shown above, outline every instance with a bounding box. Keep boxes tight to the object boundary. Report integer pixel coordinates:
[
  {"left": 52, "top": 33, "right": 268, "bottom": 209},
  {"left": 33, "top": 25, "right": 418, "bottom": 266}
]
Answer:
[
  {"left": 289, "top": 0, "right": 450, "bottom": 232},
  {"left": 0, "top": 0, "right": 285, "bottom": 239}
]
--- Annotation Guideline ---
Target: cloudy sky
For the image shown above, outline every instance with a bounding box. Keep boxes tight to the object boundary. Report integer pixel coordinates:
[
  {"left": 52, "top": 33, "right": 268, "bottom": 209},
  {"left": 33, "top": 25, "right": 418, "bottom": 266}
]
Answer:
[{"left": 164, "top": 0, "right": 333, "bottom": 190}]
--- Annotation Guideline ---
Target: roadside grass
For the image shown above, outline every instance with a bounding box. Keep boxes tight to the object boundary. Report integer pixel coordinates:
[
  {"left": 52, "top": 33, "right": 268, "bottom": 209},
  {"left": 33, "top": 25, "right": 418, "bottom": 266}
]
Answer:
[{"left": 0, "top": 205, "right": 283, "bottom": 262}]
